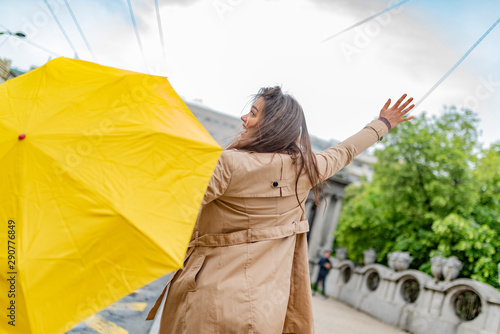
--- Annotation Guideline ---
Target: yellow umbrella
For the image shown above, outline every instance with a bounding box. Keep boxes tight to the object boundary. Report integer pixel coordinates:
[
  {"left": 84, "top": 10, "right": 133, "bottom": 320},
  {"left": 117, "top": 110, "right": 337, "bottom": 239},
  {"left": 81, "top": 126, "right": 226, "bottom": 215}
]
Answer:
[{"left": 0, "top": 57, "right": 221, "bottom": 334}]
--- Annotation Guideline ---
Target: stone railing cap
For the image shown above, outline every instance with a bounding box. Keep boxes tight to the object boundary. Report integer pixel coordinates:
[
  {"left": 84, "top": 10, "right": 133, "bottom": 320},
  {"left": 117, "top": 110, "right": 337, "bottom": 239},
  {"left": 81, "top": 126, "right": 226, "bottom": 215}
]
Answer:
[
  {"left": 388, "top": 269, "right": 433, "bottom": 283},
  {"left": 355, "top": 263, "right": 393, "bottom": 278}
]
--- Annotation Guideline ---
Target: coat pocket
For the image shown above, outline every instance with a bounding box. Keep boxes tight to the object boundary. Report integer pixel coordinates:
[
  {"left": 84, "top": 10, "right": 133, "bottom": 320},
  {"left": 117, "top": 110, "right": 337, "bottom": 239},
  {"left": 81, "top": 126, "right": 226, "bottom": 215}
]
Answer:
[{"left": 184, "top": 252, "right": 206, "bottom": 292}]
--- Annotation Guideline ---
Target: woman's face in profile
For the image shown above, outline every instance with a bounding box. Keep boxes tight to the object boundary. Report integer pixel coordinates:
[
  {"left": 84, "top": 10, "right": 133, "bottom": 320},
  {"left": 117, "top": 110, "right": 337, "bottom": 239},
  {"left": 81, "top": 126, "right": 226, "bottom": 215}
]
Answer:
[{"left": 241, "top": 97, "right": 264, "bottom": 136}]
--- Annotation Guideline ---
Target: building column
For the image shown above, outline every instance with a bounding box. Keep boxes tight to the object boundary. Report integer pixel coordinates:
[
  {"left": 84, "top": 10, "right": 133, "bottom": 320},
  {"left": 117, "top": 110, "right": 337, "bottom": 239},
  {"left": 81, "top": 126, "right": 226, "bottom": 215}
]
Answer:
[
  {"left": 323, "top": 195, "right": 344, "bottom": 252},
  {"left": 307, "top": 195, "right": 333, "bottom": 261},
  {"left": 304, "top": 199, "right": 314, "bottom": 221}
]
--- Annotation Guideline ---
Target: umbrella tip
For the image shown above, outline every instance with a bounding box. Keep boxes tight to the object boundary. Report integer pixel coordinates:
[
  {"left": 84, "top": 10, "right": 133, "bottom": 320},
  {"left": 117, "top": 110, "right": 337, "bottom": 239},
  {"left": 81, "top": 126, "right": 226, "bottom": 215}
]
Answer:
[{"left": 18, "top": 134, "right": 26, "bottom": 140}]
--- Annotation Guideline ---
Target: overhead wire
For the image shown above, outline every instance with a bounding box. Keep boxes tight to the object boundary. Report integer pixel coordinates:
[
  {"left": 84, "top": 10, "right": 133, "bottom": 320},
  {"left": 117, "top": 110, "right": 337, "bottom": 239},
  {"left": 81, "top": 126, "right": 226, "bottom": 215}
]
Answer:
[
  {"left": 63, "top": 0, "right": 97, "bottom": 62},
  {"left": 412, "top": 16, "right": 500, "bottom": 111},
  {"left": 321, "top": 0, "right": 411, "bottom": 43},
  {"left": 0, "top": 36, "right": 9, "bottom": 49},
  {"left": 43, "top": 0, "right": 79, "bottom": 58},
  {"left": 0, "top": 24, "right": 62, "bottom": 57},
  {"left": 15, "top": 38, "right": 62, "bottom": 57},
  {"left": 1, "top": 2, "right": 497, "bottom": 111},
  {"left": 126, "top": 0, "right": 148, "bottom": 69},
  {"left": 154, "top": 0, "right": 167, "bottom": 67},
  {"left": 318, "top": 1, "right": 499, "bottom": 113}
]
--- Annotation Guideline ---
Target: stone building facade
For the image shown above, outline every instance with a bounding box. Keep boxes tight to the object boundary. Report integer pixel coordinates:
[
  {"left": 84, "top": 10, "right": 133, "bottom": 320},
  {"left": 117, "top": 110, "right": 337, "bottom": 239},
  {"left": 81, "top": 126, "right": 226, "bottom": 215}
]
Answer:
[
  {"left": 0, "top": 58, "right": 24, "bottom": 84},
  {"left": 184, "top": 99, "right": 241, "bottom": 148}
]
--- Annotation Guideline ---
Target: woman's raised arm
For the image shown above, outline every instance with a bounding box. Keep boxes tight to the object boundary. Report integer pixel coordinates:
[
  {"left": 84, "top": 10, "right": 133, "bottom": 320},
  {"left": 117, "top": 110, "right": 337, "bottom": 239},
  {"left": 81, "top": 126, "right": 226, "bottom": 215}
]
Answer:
[{"left": 316, "top": 94, "right": 415, "bottom": 182}]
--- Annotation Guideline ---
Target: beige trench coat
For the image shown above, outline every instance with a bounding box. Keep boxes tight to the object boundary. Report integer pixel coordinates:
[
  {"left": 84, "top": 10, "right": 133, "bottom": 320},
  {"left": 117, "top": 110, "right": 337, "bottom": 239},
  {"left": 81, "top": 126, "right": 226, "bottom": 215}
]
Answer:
[{"left": 147, "top": 120, "right": 388, "bottom": 333}]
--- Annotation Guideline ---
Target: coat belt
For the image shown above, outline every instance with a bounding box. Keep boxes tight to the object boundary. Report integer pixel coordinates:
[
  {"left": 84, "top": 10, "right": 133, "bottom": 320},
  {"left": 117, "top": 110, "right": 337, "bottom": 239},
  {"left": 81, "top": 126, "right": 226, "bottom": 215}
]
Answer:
[
  {"left": 146, "top": 220, "right": 309, "bottom": 321},
  {"left": 188, "top": 219, "right": 309, "bottom": 248}
]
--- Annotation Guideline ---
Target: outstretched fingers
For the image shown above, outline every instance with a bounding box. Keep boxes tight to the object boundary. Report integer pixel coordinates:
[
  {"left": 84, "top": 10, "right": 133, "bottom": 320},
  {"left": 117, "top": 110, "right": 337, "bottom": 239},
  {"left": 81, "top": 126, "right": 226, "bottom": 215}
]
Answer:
[
  {"left": 401, "top": 115, "right": 415, "bottom": 122},
  {"left": 398, "top": 104, "right": 415, "bottom": 124},
  {"left": 393, "top": 94, "right": 407, "bottom": 108},
  {"left": 398, "top": 97, "right": 413, "bottom": 112},
  {"left": 402, "top": 103, "right": 415, "bottom": 115},
  {"left": 382, "top": 98, "right": 391, "bottom": 110}
]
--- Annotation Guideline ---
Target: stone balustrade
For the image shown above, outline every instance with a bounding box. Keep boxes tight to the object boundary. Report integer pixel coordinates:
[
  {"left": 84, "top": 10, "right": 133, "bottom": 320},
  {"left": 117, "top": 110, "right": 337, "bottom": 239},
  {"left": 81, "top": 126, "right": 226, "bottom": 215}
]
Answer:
[{"left": 316, "top": 254, "right": 500, "bottom": 334}]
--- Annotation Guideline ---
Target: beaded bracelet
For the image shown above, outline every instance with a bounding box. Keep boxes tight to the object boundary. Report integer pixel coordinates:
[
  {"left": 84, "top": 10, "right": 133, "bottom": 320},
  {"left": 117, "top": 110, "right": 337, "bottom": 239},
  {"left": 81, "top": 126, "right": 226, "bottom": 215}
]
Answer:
[{"left": 378, "top": 117, "right": 391, "bottom": 131}]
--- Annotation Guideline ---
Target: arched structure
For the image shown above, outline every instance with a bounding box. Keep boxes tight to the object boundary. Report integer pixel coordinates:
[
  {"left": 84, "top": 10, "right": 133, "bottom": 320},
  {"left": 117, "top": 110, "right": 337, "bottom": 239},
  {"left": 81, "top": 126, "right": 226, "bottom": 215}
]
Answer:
[{"left": 325, "top": 255, "right": 500, "bottom": 334}]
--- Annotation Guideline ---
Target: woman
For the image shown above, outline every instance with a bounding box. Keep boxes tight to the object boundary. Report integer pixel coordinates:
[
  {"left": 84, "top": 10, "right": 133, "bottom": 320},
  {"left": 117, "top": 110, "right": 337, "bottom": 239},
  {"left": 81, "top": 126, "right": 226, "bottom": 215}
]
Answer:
[{"left": 147, "top": 87, "right": 414, "bottom": 333}]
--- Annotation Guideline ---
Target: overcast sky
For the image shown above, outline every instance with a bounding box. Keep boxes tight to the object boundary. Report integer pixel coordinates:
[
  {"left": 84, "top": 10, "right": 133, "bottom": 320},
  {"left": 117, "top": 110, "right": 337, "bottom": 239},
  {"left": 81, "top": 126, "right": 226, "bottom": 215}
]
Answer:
[{"left": 1, "top": 0, "right": 499, "bottom": 146}]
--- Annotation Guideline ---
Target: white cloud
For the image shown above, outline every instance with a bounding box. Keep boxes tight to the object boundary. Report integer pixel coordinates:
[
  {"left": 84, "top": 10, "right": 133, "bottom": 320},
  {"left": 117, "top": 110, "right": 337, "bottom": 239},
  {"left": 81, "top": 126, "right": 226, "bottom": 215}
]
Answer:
[{"left": 1, "top": 0, "right": 498, "bottom": 145}]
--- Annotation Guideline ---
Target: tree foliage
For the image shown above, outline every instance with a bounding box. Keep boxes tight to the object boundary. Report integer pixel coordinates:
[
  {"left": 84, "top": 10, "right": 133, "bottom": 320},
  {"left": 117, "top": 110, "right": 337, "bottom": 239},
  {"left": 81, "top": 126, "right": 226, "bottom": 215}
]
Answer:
[{"left": 335, "top": 107, "right": 500, "bottom": 288}]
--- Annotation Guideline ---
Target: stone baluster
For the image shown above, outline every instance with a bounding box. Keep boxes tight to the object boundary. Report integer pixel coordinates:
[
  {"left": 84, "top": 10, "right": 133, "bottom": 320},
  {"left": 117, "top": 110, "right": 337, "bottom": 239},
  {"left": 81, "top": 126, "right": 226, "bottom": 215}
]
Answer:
[
  {"left": 443, "top": 256, "right": 462, "bottom": 282},
  {"left": 387, "top": 251, "right": 399, "bottom": 270},
  {"left": 395, "top": 252, "right": 413, "bottom": 272},
  {"left": 335, "top": 247, "right": 348, "bottom": 261},
  {"left": 363, "top": 248, "right": 377, "bottom": 265},
  {"left": 431, "top": 255, "right": 445, "bottom": 282}
]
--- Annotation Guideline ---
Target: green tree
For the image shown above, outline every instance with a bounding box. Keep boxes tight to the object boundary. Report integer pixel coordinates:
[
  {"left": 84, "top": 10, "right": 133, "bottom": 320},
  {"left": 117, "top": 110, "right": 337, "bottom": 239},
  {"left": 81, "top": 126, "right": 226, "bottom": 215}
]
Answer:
[
  {"left": 472, "top": 144, "right": 500, "bottom": 235},
  {"left": 335, "top": 107, "right": 500, "bottom": 288},
  {"left": 431, "top": 214, "right": 499, "bottom": 287}
]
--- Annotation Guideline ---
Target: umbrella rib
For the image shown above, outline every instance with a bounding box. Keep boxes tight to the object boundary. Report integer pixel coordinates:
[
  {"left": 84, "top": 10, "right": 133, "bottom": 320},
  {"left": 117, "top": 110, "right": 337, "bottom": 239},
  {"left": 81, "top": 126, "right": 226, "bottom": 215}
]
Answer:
[
  {"left": 1, "top": 65, "right": 114, "bottom": 134},
  {"left": 15, "top": 271, "right": 34, "bottom": 333},
  {"left": 32, "top": 127, "right": 221, "bottom": 147},
  {"left": 26, "top": 142, "right": 177, "bottom": 263},
  {"left": 3, "top": 141, "right": 36, "bottom": 332},
  {"left": 30, "top": 68, "right": 191, "bottom": 132},
  {"left": 0, "top": 137, "right": 18, "bottom": 164},
  {"left": 29, "top": 79, "right": 121, "bottom": 132}
]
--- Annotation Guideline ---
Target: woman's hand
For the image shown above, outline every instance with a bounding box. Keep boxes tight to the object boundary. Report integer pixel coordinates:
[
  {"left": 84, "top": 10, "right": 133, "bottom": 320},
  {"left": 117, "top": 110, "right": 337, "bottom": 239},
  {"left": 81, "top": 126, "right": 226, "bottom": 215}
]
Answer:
[{"left": 378, "top": 94, "right": 415, "bottom": 130}]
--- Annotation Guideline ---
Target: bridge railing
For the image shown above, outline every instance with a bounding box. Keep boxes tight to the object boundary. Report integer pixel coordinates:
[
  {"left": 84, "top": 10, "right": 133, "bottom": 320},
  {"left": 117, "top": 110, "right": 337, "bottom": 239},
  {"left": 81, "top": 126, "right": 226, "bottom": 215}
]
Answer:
[{"left": 312, "top": 250, "right": 500, "bottom": 334}]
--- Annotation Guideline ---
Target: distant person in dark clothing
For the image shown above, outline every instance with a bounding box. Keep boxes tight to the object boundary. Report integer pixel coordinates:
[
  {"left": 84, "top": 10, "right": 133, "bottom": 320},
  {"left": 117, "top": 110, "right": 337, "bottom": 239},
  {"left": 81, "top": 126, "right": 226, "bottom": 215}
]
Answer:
[{"left": 312, "top": 250, "right": 332, "bottom": 298}]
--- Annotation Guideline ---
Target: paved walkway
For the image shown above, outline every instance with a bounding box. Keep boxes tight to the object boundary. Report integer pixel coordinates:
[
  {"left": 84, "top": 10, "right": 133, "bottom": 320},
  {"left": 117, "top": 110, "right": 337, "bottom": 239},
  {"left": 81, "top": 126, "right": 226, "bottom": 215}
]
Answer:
[
  {"left": 70, "top": 274, "right": 406, "bottom": 333},
  {"left": 148, "top": 285, "right": 406, "bottom": 334},
  {"left": 312, "top": 294, "right": 406, "bottom": 334}
]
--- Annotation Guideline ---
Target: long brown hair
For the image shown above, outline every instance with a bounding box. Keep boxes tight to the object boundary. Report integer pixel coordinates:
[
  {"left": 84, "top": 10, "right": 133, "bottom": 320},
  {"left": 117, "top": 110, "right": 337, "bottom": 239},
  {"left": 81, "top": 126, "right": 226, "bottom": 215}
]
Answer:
[{"left": 228, "top": 86, "right": 324, "bottom": 207}]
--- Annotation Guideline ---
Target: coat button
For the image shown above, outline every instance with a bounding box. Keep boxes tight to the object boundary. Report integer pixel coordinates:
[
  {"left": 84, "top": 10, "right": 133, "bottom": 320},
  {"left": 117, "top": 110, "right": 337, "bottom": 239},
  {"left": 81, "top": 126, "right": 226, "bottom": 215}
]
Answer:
[{"left": 272, "top": 181, "right": 279, "bottom": 188}]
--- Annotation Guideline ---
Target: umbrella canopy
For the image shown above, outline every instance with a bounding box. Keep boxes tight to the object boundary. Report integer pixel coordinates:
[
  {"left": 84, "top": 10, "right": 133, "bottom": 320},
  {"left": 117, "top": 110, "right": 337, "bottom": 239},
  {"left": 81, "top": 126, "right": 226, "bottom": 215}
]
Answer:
[{"left": 0, "top": 57, "right": 222, "bottom": 334}]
